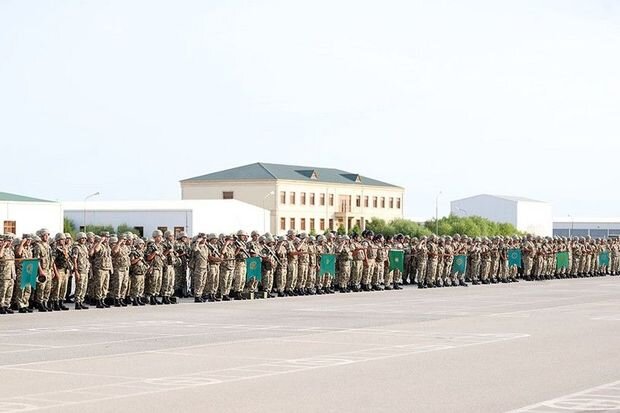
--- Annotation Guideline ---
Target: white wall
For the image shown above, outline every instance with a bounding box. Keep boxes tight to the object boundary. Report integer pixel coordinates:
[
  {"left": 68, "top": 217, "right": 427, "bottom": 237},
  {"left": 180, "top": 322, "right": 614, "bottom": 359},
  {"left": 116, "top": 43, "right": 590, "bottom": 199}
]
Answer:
[
  {"left": 63, "top": 200, "right": 267, "bottom": 237},
  {"left": 517, "top": 201, "right": 552, "bottom": 236},
  {"left": 451, "top": 195, "right": 517, "bottom": 226},
  {"left": 0, "top": 201, "right": 63, "bottom": 236}
]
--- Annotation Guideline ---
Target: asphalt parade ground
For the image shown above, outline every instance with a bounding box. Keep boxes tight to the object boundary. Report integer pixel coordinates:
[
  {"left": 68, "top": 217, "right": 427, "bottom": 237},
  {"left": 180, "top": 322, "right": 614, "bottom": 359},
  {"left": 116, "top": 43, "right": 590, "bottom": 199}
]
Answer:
[{"left": 1, "top": 277, "right": 620, "bottom": 413}]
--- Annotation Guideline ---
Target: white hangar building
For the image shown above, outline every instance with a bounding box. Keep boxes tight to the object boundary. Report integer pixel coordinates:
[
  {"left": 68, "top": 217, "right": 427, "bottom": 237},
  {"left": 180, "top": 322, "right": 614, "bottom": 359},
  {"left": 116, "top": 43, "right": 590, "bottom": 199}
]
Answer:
[
  {"left": 63, "top": 200, "right": 268, "bottom": 238},
  {"left": 0, "top": 191, "right": 63, "bottom": 236},
  {"left": 450, "top": 194, "right": 552, "bottom": 236}
]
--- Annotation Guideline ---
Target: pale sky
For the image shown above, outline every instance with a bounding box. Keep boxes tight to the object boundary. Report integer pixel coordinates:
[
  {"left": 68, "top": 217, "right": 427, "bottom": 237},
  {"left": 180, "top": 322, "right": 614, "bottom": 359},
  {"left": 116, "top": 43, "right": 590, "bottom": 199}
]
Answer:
[{"left": 1, "top": 0, "right": 619, "bottom": 219}]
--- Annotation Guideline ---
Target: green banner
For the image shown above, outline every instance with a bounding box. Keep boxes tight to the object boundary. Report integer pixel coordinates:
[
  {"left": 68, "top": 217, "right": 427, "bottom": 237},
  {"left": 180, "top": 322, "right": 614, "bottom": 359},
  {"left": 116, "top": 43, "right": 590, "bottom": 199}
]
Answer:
[
  {"left": 508, "top": 249, "right": 522, "bottom": 268},
  {"left": 20, "top": 259, "right": 39, "bottom": 290},
  {"left": 389, "top": 250, "right": 404, "bottom": 272},
  {"left": 245, "top": 257, "right": 262, "bottom": 282},
  {"left": 599, "top": 251, "right": 610, "bottom": 267},
  {"left": 556, "top": 251, "right": 569, "bottom": 269},
  {"left": 319, "top": 254, "right": 336, "bottom": 277},
  {"left": 452, "top": 255, "right": 467, "bottom": 274}
]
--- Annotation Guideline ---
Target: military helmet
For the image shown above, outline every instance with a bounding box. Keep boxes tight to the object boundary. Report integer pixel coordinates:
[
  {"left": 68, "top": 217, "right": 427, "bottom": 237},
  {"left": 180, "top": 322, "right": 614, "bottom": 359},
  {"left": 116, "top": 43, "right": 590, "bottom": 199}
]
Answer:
[
  {"left": 286, "top": 229, "right": 295, "bottom": 236},
  {"left": 109, "top": 236, "right": 118, "bottom": 244},
  {"left": 152, "top": 230, "right": 163, "bottom": 238},
  {"left": 207, "top": 233, "right": 218, "bottom": 240},
  {"left": 163, "top": 230, "right": 173, "bottom": 238},
  {"left": 316, "top": 234, "right": 326, "bottom": 242},
  {"left": 176, "top": 231, "right": 188, "bottom": 240},
  {"left": 54, "top": 233, "right": 66, "bottom": 241},
  {"left": 251, "top": 230, "right": 260, "bottom": 236},
  {"left": 76, "top": 232, "right": 87, "bottom": 241},
  {"left": 237, "top": 230, "right": 248, "bottom": 237}
]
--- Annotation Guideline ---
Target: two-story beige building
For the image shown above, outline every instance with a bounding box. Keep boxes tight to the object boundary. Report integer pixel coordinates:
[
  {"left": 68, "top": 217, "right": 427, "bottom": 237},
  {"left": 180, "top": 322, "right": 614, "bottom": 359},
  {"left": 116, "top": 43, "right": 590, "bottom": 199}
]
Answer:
[{"left": 180, "top": 162, "right": 404, "bottom": 235}]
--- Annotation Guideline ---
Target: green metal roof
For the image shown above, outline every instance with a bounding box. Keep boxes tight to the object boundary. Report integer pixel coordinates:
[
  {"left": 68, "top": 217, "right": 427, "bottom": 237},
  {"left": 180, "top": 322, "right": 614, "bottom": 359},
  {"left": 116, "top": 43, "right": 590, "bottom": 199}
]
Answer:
[
  {"left": 0, "top": 192, "right": 52, "bottom": 203},
  {"left": 181, "top": 163, "right": 401, "bottom": 188}
]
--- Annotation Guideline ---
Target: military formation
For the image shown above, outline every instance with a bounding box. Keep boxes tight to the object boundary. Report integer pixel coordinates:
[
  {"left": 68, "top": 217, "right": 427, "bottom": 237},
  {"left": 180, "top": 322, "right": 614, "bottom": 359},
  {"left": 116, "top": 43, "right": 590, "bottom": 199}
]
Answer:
[{"left": 0, "top": 228, "right": 618, "bottom": 315}]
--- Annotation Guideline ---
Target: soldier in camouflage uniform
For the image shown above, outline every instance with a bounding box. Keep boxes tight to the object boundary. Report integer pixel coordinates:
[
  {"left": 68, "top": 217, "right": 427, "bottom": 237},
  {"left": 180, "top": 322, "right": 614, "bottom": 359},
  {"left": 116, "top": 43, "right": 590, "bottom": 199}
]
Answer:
[
  {"left": 205, "top": 234, "right": 222, "bottom": 301},
  {"left": 260, "top": 236, "right": 277, "bottom": 297},
  {"left": 336, "top": 235, "right": 352, "bottom": 293},
  {"left": 362, "top": 231, "right": 377, "bottom": 291},
  {"left": 191, "top": 233, "right": 209, "bottom": 302},
  {"left": 71, "top": 232, "right": 90, "bottom": 309},
  {"left": 160, "top": 231, "right": 178, "bottom": 304},
  {"left": 305, "top": 236, "right": 318, "bottom": 295},
  {"left": 110, "top": 235, "right": 131, "bottom": 307},
  {"left": 51, "top": 233, "right": 71, "bottom": 311},
  {"left": 12, "top": 235, "right": 34, "bottom": 313},
  {"left": 231, "top": 230, "right": 250, "bottom": 300},
  {"left": 33, "top": 229, "right": 53, "bottom": 312},
  {"left": 145, "top": 230, "right": 164, "bottom": 305},
  {"left": 296, "top": 234, "right": 310, "bottom": 295},
  {"left": 129, "top": 238, "right": 147, "bottom": 305},
  {"left": 91, "top": 232, "right": 113, "bottom": 308},
  {"left": 174, "top": 232, "right": 190, "bottom": 297},
  {"left": 374, "top": 235, "right": 387, "bottom": 290},
  {"left": 0, "top": 235, "right": 16, "bottom": 314},
  {"left": 274, "top": 237, "right": 288, "bottom": 296},
  {"left": 218, "top": 235, "right": 235, "bottom": 301}
]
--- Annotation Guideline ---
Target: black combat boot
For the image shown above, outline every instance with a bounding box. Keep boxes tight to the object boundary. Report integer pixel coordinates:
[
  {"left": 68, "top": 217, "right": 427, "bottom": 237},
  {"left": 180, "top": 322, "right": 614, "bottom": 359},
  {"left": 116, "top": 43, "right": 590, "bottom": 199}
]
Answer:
[
  {"left": 80, "top": 302, "right": 89, "bottom": 309},
  {"left": 75, "top": 302, "right": 82, "bottom": 310},
  {"left": 96, "top": 299, "right": 105, "bottom": 309},
  {"left": 59, "top": 300, "right": 69, "bottom": 311},
  {"left": 162, "top": 296, "right": 171, "bottom": 305},
  {"left": 113, "top": 299, "right": 121, "bottom": 307}
]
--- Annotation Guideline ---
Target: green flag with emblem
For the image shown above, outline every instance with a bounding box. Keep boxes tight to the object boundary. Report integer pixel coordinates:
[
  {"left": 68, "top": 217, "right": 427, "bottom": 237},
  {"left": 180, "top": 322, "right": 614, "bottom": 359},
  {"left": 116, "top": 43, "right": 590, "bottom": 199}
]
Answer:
[
  {"left": 556, "top": 252, "right": 569, "bottom": 269},
  {"left": 389, "top": 250, "right": 404, "bottom": 272},
  {"left": 20, "top": 259, "right": 39, "bottom": 290},
  {"left": 452, "top": 255, "right": 467, "bottom": 274},
  {"left": 319, "top": 254, "right": 336, "bottom": 277},
  {"left": 598, "top": 251, "right": 610, "bottom": 267},
  {"left": 508, "top": 249, "right": 522, "bottom": 268},
  {"left": 245, "top": 257, "right": 262, "bottom": 282}
]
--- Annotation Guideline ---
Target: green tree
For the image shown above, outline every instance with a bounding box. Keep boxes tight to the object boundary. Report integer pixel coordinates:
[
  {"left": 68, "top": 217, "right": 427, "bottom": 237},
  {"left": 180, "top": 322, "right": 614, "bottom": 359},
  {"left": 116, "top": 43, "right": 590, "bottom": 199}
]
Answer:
[
  {"left": 116, "top": 223, "right": 141, "bottom": 236},
  {"left": 83, "top": 224, "right": 115, "bottom": 235},
  {"left": 349, "top": 224, "right": 362, "bottom": 236},
  {"left": 336, "top": 224, "right": 346, "bottom": 235},
  {"left": 63, "top": 218, "right": 77, "bottom": 239}
]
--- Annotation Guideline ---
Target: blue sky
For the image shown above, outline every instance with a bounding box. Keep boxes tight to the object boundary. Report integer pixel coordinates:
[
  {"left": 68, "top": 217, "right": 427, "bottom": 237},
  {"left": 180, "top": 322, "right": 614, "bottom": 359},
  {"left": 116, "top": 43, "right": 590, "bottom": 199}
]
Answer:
[{"left": 1, "top": 0, "right": 619, "bottom": 219}]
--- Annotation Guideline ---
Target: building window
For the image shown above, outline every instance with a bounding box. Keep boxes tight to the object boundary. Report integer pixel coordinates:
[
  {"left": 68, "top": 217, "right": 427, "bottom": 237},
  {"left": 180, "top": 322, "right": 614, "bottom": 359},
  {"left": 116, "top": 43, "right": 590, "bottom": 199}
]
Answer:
[
  {"left": 157, "top": 226, "right": 168, "bottom": 233},
  {"left": 396, "top": 198, "right": 401, "bottom": 209},
  {"left": 329, "top": 194, "right": 334, "bottom": 206},
  {"left": 381, "top": 197, "right": 385, "bottom": 208},
  {"left": 364, "top": 196, "right": 369, "bottom": 208},
  {"left": 328, "top": 219, "right": 334, "bottom": 230},
  {"left": 356, "top": 196, "right": 361, "bottom": 207},
  {"left": 280, "top": 191, "right": 286, "bottom": 204},
  {"left": 280, "top": 217, "right": 286, "bottom": 230},
  {"left": 319, "top": 219, "right": 325, "bottom": 230},
  {"left": 290, "top": 192, "right": 296, "bottom": 205},
  {"left": 3, "top": 220, "right": 16, "bottom": 234},
  {"left": 373, "top": 197, "right": 378, "bottom": 208},
  {"left": 174, "top": 227, "right": 185, "bottom": 238},
  {"left": 300, "top": 218, "right": 306, "bottom": 231},
  {"left": 133, "top": 226, "right": 144, "bottom": 237},
  {"left": 290, "top": 218, "right": 295, "bottom": 229},
  {"left": 301, "top": 192, "right": 306, "bottom": 205},
  {"left": 310, "top": 193, "right": 315, "bottom": 205},
  {"left": 320, "top": 193, "right": 325, "bottom": 206},
  {"left": 310, "top": 218, "right": 315, "bottom": 231},
  {"left": 222, "top": 191, "right": 234, "bottom": 200},
  {"left": 356, "top": 219, "right": 361, "bottom": 228}
]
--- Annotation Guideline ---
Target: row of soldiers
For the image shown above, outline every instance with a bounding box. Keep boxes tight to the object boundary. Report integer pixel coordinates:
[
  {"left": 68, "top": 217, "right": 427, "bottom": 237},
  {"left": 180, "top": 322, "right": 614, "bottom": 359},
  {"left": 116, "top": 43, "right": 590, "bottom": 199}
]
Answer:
[{"left": 0, "top": 229, "right": 617, "bottom": 314}]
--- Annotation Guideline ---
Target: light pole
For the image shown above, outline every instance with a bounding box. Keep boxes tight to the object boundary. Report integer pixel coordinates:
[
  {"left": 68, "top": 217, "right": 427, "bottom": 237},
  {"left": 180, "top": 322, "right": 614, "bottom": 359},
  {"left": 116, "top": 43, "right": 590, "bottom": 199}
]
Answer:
[
  {"left": 435, "top": 191, "right": 442, "bottom": 235},
  {"left": 83, "top": 192, "right": 100, "bottom": 232},
  {"left": 568, "top": 214, "right": 573, "bottom": 238},
  {"left": 263, "top": 191, "right": 275, "bottom": 233}
]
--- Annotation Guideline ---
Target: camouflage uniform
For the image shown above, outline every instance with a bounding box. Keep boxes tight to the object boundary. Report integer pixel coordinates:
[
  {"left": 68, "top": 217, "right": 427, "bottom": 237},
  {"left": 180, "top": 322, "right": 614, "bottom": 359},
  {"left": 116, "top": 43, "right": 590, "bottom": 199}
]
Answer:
[
  {"left": 191, "top": 237, "right": 209, "bottom": 300},
  {"left": 71, "top": 233, "right": 91, "bottom": 308},
  {"left": 0, "top": 237, "right": 16, "bottom": 312},
  {"left": 129, "top": 241, "right": 147, "bottom": 303},
  {"left": 33, "top": 231, "right": 53, "bottom": 309}
]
